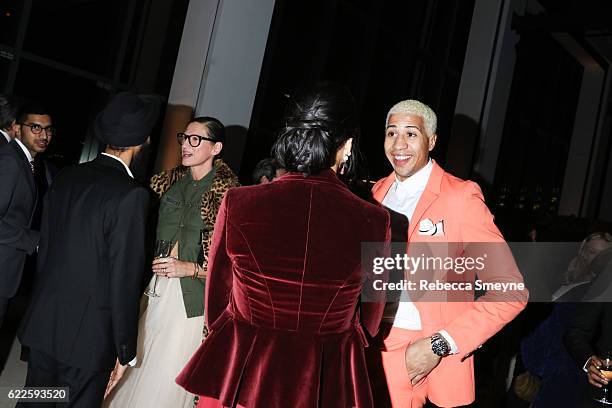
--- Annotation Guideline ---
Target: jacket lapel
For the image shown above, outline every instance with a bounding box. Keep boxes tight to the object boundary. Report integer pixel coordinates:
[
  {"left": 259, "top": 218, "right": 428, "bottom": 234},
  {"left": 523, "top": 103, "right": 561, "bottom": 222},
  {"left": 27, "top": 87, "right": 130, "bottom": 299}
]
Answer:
[
  {"left": 10, "top": 142, "right": 37, "bottom": 198},
  {"left": 371, "top": 173, "right": 395, "bottom": 203},
  {"left": 408, "top": 161, "right": 444, "bottom": 240},
  {"left": 373, "top": 160, "right": 446, "bottom": 240},
  {"left": 94, "top": 154, "right": 134, "bottom": 176}
]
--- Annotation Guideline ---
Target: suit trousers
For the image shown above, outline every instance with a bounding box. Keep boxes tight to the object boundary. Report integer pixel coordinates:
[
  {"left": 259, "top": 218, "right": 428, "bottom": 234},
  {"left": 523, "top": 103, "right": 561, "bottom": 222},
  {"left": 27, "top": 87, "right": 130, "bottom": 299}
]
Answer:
[
  {"left": 0, "top": 296, "right": 9, "bottom": 328},
  {"left": 368, "top": 325, "right": 428, "bottom": 408},
  {"left": 17, "top": 349, "right": 110, "bottom": 408}
]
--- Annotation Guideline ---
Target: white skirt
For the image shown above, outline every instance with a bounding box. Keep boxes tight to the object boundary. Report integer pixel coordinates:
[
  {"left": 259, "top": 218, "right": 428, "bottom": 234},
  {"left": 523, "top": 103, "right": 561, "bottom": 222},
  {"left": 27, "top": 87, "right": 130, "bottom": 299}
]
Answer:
[{"left": 104, "top": 275, "right": 205, "bottom": 408}]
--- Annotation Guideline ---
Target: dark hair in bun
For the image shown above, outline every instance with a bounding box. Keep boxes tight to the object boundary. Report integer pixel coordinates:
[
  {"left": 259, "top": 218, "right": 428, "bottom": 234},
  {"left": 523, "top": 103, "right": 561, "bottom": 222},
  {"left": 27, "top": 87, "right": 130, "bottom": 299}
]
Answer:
[
  {"left": 192, "top": 116, "right": 225, "bottom": 142},
  {"left": 272, "top": 82, "right": 360, "bottom": 178}
]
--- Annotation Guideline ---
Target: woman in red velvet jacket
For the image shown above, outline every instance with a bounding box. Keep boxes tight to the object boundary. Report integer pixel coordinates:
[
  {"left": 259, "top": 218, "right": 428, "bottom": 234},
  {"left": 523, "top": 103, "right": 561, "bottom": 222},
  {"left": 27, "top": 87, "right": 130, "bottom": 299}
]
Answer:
[{"left": 176, "top": 82, "right": 391, "bottom": 408}]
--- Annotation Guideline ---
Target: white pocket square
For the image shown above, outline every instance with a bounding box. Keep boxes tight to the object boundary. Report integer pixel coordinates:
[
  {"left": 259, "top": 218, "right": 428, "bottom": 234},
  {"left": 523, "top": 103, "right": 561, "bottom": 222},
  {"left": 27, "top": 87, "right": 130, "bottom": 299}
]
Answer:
[{"left": 418, "top": 218, "right": 444, "bottom": 236}]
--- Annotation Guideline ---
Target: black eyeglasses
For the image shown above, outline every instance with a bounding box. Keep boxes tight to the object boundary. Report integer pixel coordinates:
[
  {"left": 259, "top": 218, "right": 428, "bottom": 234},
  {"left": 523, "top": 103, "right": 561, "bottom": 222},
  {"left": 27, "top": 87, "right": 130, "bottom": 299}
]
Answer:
[
  {"left": 177, "top": 132, "right": 217, "bottom": 148},
  {"left": 21, "top": 123, "right": 55, "bottom": 136}
]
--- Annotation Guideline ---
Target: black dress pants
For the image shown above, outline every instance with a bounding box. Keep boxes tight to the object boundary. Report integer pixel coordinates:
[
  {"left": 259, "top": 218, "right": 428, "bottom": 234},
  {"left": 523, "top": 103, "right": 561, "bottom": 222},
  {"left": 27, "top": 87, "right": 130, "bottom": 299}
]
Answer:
[
  {"left": 16, "top": 349, "right": 110, "bottom": 408},
  {"left": 0, "top": 296, "right": 9, "bottom": 328}
]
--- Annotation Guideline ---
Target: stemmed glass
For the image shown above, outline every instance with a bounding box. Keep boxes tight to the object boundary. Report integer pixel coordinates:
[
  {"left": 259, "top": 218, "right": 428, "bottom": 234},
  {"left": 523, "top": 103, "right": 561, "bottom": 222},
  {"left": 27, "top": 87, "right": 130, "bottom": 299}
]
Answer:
[
  {"left": 145, "top": 240, "right": 172, "bottom": 297},
  {"left": 594, "top": 351, "right": 612, "bottom": 405}
]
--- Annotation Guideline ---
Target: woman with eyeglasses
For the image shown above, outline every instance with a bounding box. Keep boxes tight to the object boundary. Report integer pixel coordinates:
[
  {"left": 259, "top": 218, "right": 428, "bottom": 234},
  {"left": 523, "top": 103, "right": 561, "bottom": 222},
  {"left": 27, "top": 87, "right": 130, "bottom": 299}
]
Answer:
[{"left": 103, "top": 117, "right": 240, "bottom": 408}]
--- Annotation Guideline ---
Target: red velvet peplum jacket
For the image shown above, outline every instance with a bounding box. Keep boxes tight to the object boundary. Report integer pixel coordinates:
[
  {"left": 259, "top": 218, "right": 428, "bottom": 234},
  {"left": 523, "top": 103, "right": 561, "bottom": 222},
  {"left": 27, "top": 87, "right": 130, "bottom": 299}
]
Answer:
[{"left": 176, "top": 170, "right": 391, "bottom": 408}]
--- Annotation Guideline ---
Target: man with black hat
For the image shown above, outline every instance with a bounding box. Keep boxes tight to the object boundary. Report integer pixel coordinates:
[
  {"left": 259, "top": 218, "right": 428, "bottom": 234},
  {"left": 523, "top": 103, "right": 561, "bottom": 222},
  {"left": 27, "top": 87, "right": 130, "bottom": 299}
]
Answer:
[{"left": 18, "top": 92, "right": 159, "bottom": 408}]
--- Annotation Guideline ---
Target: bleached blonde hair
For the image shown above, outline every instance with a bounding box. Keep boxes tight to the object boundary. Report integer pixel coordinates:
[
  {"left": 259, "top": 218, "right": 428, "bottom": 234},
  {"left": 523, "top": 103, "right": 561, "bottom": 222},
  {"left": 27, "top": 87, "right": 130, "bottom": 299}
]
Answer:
[{"left": 386, "top": 100, "right": 437, "bottom": 138}]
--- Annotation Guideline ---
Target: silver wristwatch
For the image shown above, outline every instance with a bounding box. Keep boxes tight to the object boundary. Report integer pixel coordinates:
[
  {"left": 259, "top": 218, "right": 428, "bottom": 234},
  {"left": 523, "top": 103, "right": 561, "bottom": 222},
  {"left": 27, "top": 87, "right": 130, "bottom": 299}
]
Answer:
[{"left": 431, "top": 332, "right": 450, "bottom": 357}]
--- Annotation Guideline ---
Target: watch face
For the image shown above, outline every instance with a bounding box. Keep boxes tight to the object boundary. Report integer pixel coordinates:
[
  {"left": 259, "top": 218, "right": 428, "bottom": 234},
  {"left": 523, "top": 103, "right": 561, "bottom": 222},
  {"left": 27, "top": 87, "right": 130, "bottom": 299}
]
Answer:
[{"left": 432, "top": 337, "right": 449, "bottom": 356}]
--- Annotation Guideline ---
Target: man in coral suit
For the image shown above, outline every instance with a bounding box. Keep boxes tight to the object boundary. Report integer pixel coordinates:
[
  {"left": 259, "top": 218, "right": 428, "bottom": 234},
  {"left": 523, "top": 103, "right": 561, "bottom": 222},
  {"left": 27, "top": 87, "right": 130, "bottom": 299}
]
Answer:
[{"left": 370, "top": 99, "right": 528, "bottom": 407}]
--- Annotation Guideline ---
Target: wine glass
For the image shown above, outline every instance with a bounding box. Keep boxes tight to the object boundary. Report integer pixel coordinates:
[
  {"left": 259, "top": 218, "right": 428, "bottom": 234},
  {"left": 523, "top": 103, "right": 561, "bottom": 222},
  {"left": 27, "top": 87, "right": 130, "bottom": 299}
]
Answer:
[
  {"left": 594, "top": 351, "right": 612, "bottom": 405},
  {"left": 145, "top": 240, "right": 172, "bottom": 297}
]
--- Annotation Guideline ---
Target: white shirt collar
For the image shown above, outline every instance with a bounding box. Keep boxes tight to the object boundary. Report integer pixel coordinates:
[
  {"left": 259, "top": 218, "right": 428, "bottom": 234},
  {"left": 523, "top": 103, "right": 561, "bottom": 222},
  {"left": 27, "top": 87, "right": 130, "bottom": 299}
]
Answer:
[
  {"left": 13, "top": 138, "right": 34, "bottom": 163},
  {"left": 0, "top": 129, "right": 11, "bottom": 143},
  {"left": 101, "top": 152, "right": 134, "bottom": 179},
  {"left": 391, "top": 159, "right": 433, "bottom": 195}
]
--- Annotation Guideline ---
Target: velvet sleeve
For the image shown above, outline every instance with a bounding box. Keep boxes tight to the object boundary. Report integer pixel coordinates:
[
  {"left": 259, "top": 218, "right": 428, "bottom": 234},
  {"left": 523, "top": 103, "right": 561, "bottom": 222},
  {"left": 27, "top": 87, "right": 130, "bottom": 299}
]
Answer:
[
  {"left": 205, "top": 192, "right": 233, "bottom": 328},
  {"left": 360, "top": 211, "right": 392, "bottom": 338}
]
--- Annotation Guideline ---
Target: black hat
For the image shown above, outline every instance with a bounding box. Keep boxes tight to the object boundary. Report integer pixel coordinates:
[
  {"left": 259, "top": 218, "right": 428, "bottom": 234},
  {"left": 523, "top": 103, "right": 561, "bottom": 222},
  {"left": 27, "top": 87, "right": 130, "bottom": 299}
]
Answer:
[{"left": 94, "top": 92, "right": 161, "bottom": 147}]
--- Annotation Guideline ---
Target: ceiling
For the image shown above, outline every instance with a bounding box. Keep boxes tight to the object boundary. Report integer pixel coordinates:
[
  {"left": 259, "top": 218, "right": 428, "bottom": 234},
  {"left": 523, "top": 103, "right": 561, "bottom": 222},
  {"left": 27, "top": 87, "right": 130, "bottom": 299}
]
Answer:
[{"left": 513, "top": 0, "right": 612, "bottom": 65}]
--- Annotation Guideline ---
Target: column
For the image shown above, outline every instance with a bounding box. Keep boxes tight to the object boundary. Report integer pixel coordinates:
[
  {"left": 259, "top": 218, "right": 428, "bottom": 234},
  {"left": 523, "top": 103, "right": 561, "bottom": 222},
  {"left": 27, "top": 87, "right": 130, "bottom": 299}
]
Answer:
[
  {"left": 557, "top": 57, "right": 605, "bottom": 217},
  {"left": 193, "top": 0, "right": 276, "bottom": 174},
  {"left": 154, "top": 0, "right": 222, "bottom": 171},
  {"left": 447, "top": 0, "right": 527, "bottom": 182}
]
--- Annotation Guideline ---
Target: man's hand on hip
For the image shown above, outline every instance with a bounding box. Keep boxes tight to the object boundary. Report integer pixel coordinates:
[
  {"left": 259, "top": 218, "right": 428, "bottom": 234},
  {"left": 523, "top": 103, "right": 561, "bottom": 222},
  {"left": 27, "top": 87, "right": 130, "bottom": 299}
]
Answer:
[{"left": 405, "top": 337, "right": 441, "bottom": 385}]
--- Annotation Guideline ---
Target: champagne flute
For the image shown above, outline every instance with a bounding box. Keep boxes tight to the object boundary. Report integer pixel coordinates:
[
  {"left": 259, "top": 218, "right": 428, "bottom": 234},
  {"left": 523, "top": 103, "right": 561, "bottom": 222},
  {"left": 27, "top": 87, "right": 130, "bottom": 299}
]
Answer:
[
  {"left": 145, "top": 240, "right": 172, "bottom": 297},
  {"left": 594, "top": 351, "right": 612, "bottom": 405}
]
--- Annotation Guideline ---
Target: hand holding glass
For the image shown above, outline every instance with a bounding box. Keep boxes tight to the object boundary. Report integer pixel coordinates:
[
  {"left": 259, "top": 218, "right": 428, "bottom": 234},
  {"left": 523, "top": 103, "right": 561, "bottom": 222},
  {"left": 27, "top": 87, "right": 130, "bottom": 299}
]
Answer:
[
  {"left": 145, "top": 240, "right": 172, "bottom": 297},
  {"left": 594, "top": 351, "right": 612, "bottom": 405}
]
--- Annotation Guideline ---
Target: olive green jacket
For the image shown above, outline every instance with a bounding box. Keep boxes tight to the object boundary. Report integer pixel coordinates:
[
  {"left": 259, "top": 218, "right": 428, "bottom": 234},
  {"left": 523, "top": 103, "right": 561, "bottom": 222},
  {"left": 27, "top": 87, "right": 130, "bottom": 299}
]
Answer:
[{"left": 150, "top": 160, "right": 240, "bottom": 317}]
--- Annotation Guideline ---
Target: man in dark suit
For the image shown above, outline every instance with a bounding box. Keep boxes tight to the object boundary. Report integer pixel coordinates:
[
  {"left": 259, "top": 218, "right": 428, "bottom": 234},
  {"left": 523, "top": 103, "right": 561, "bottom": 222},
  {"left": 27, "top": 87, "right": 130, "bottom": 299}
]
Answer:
[
  {"left": 564, "top": 302, "right": 612, "bottom": 405},
  {"left": 0, "top": 108, "right": 40, "bottom": 327},
  {"left": 13, "top": 103, "right": 57, "bottom": 228},
  {"left": 13, "top": 104, "right": 59, "bottom": 365},
  {"left": 564, "top": 247, "right": 612, "bottom": 406},
  {"left": 18, "top": 92, "right": 159, "bottom": 407},
  {"left": 0, "top": 94, "right": 19, "bottom": 146},
  {"left": 0, "top": 102, "right": 55, "bottom": 371},
  {"left": 16, "top": 104, "right": 58, "bottom": 293}
]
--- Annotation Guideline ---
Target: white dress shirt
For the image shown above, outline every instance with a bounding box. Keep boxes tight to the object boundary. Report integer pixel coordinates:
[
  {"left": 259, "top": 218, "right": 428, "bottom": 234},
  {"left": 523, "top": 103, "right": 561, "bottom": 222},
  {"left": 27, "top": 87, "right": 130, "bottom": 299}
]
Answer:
[
  {"left": 382, "top": 160, "right": 432, "bottom": 331},
  {"left": 14, "top": 138, "right": 34, "bottom": 163},
  {"left": 101, "top": 152, "right": 134, "bottom": 179},
  {"left": 1, "top": 129, "right": 11, "bottom": 144},
  {"left": 381, "top": 159, "right": 458, "bottom": 353}
]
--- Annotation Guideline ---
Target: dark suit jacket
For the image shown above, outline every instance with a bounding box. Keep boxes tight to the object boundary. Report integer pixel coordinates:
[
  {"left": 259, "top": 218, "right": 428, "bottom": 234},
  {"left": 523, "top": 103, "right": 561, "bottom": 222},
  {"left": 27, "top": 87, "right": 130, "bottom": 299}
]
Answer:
[
  {"left": 0, "top": 133, "right": 9, "bottom": 146},
  {"left": 564, "top": 302, "right": 612, "bottom": 368},
  {"left": 30, "top": 157, "right": 59, "bottom": 230},
  {"left": 19, "top": 154, "right": 149, "bottom": 371},
  {"left": 0, "top": 141, "right": 39, "bottom": 298},
  {"left": 564, "top": 248, "right": 612, "bottom": 367},
  {"left": 20, "top": 158, "right": 62, "bottom": 295},
  {"left": 177, "top": 170, "right": 391, "bottom": 408},
  {"left": 522, "top": 302, "right": 587, "bottom": 407}
]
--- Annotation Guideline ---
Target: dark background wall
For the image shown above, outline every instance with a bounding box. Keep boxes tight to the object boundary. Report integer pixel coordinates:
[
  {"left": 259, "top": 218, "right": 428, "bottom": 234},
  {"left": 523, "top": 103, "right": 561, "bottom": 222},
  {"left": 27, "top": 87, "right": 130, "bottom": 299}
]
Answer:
[
  {"left": 0, "top": 0, "right": 189, "bottom": 166},
  {"left": 1, "top": 0, "right": 611, "bottom": 228},
  {"left": 242, "top": 0, "right": 476, "bottom": 182}
]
